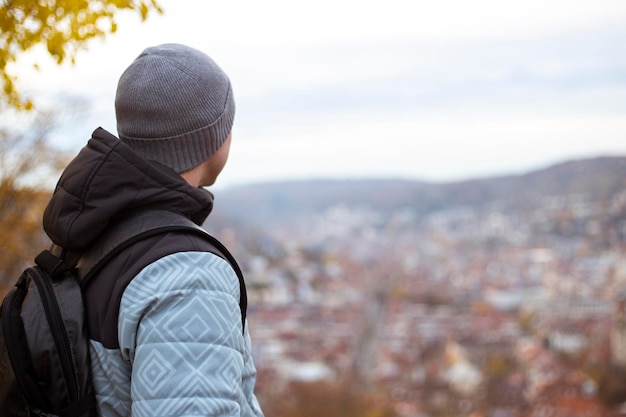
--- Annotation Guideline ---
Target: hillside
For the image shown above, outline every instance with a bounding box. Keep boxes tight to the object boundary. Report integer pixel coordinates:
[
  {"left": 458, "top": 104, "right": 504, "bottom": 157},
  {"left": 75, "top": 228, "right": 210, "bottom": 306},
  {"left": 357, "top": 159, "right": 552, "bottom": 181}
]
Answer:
[{"left": 211, "top": 155, "right": 626, "bottom": 227}]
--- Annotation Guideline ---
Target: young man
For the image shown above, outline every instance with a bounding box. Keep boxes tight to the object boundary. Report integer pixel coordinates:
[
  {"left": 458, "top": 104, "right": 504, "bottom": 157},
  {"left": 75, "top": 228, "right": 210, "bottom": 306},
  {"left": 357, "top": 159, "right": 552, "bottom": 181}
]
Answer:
[{"left": 42, "top": 44, "right": 264, "bottom": 417}]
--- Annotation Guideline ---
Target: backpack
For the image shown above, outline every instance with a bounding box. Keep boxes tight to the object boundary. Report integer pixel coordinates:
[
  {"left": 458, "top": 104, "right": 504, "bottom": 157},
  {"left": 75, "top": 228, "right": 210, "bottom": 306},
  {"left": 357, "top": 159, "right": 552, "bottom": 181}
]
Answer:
[{"left": 0, "top": 209, "right": 247, "bottom": 417}]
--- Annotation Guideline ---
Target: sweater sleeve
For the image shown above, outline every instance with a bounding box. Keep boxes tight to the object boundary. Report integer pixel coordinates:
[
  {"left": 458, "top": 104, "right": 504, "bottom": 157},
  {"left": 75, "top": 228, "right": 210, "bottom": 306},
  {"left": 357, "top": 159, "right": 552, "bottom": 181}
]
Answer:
[{"left": 118, "top": 251, "right": 263, "bottom": 417}]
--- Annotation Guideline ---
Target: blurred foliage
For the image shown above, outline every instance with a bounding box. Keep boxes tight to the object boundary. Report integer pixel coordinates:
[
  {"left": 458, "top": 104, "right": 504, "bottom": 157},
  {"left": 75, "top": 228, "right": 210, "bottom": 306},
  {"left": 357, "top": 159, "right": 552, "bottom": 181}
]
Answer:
[
  {"left": 598, "top": 364, "right": 626, "bottom": 407},
  {"left": 259, "top": 380, "right": 398, "bottom": 417},
  {"left": 0, "top": 0, "right": 162, "bottom": 110},
  {"left": 0, "top": 108, "right": 69, "bottom": 294}
]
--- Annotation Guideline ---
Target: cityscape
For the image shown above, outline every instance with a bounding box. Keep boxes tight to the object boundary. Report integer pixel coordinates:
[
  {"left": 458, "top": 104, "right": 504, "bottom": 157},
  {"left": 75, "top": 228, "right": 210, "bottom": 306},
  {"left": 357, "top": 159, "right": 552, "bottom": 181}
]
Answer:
[{"left": 208, "top": 157, "right": 626, "bottom": 417}]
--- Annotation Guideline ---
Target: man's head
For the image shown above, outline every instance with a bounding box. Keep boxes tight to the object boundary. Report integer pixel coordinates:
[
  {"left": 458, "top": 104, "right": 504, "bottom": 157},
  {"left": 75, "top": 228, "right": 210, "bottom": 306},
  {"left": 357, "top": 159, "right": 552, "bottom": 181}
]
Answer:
[{"left": 115, "top": 43, "right": 235, "bottom": 179}]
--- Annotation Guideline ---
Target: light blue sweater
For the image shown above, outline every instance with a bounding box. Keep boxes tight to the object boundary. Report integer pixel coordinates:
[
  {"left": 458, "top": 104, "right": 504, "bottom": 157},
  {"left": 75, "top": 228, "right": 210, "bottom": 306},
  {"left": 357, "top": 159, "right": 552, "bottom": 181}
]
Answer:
[{"left": 89, "top": 251, "right": 264, "bottom": 417}]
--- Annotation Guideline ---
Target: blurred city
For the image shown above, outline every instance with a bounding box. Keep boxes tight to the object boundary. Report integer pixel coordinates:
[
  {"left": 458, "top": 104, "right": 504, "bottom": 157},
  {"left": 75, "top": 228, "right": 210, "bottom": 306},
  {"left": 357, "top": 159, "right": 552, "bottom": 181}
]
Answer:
[
  {"left": 207, "top": 157, "right": 626, "bottom": 417},
  {"left": 1, "top": 2, "right": 625, "bottom": 416}
]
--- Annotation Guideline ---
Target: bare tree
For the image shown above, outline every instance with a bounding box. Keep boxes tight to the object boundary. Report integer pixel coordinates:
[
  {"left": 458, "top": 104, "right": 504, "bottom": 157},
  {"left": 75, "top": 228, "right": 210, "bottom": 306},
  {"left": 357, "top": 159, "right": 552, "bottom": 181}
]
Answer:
[{"left": 0, "top": 105, "right": 73, "bottom": 293}]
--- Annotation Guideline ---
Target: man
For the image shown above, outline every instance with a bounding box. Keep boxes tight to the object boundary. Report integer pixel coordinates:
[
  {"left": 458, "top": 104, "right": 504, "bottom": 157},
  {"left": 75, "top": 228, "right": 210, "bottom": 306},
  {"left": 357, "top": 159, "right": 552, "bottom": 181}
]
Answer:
[{"left": 42, "top": 44, "right": 264, "bottom": 417}]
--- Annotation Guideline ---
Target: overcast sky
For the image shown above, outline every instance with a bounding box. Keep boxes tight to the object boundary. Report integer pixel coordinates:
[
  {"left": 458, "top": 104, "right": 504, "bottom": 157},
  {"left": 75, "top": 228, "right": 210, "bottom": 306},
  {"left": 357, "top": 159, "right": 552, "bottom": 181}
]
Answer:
[{"left": 17, "top": 0, "right": 626, "bottom": 188}]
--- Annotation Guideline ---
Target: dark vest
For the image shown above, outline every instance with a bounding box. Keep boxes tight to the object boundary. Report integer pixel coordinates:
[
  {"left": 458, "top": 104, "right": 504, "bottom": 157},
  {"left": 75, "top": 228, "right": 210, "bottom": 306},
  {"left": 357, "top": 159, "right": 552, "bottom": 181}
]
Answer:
[{"left": 83, "top": 229, "right": 245, "bottom": 349}]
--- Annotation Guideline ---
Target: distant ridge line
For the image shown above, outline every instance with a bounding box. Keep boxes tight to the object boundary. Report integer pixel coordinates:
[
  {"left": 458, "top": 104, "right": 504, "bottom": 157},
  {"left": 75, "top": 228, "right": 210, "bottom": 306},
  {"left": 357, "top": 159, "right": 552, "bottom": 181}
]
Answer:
[
  {"left": 212, "top": 155, "right": 626, "bottom": 225},
  {"left": 223, "top": 155, "right": 626, "bottom": 190}
]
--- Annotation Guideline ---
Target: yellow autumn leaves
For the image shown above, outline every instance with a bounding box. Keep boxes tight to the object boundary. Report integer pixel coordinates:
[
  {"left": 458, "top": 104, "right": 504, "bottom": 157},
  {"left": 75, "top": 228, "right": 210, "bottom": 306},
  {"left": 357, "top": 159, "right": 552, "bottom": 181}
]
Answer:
[{"left": 0, "top": 0, "right": 162, "bottom": 110}]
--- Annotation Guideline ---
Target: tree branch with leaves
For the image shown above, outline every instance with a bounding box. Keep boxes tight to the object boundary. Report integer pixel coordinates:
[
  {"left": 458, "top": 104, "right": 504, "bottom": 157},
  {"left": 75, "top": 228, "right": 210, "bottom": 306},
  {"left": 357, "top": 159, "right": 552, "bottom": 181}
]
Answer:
[{"left": 0, "top": 0, "right": 162, "bottom": 110}]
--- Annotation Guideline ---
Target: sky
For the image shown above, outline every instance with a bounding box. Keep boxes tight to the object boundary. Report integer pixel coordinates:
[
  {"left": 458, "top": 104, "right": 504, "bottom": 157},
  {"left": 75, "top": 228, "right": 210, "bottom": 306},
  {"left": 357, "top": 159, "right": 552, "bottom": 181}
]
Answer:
[{"left": 15, "top": 0, "right": 626, "bottom": 189}]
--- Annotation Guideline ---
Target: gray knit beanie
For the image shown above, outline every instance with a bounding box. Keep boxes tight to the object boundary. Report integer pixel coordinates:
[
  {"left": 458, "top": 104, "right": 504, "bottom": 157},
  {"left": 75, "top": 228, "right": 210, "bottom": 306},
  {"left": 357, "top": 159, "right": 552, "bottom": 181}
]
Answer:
[{"left": 115, "top": 43, "right": 235, "bottom": 173}]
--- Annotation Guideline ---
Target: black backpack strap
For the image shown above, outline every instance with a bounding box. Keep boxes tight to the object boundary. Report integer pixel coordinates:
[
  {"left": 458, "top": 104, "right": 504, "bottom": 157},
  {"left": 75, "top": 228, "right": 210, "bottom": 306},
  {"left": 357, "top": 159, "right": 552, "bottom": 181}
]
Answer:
[
  {"left": 1, "top": 271, "right": 52, "bottom": 412},
  {"left": 77, "top": 210, "right": 247, "bottom": 332},
  {"left": 2, "top": 266, "right": 97, "bottom": 417},
  {"left": 34, "top": 250, "right": 74, "bottom": 279}
]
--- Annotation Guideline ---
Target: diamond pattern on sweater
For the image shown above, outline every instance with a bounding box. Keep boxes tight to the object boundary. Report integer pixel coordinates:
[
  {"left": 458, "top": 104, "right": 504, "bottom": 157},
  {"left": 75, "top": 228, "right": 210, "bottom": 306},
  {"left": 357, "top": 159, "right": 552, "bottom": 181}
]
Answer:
[
  {"left": 136, "top": 348, "right": 176, "bottom": 396},
  {"left": 90, "top": 251, "right": 263, "bottom": 417}
]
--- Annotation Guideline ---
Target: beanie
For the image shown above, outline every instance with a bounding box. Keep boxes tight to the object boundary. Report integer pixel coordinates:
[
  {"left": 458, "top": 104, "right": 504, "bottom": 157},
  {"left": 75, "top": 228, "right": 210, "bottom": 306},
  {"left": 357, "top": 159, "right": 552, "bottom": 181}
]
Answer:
[{"left": 115, "top": 43, "right": 235, "bottom": 173}]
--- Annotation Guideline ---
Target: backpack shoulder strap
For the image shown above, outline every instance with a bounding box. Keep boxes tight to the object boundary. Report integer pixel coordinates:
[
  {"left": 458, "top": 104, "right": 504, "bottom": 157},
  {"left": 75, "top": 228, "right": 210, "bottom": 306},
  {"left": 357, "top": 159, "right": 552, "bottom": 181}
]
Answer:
[{"left": 76, "top": 210, "right": 247, "bottom": 331}]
